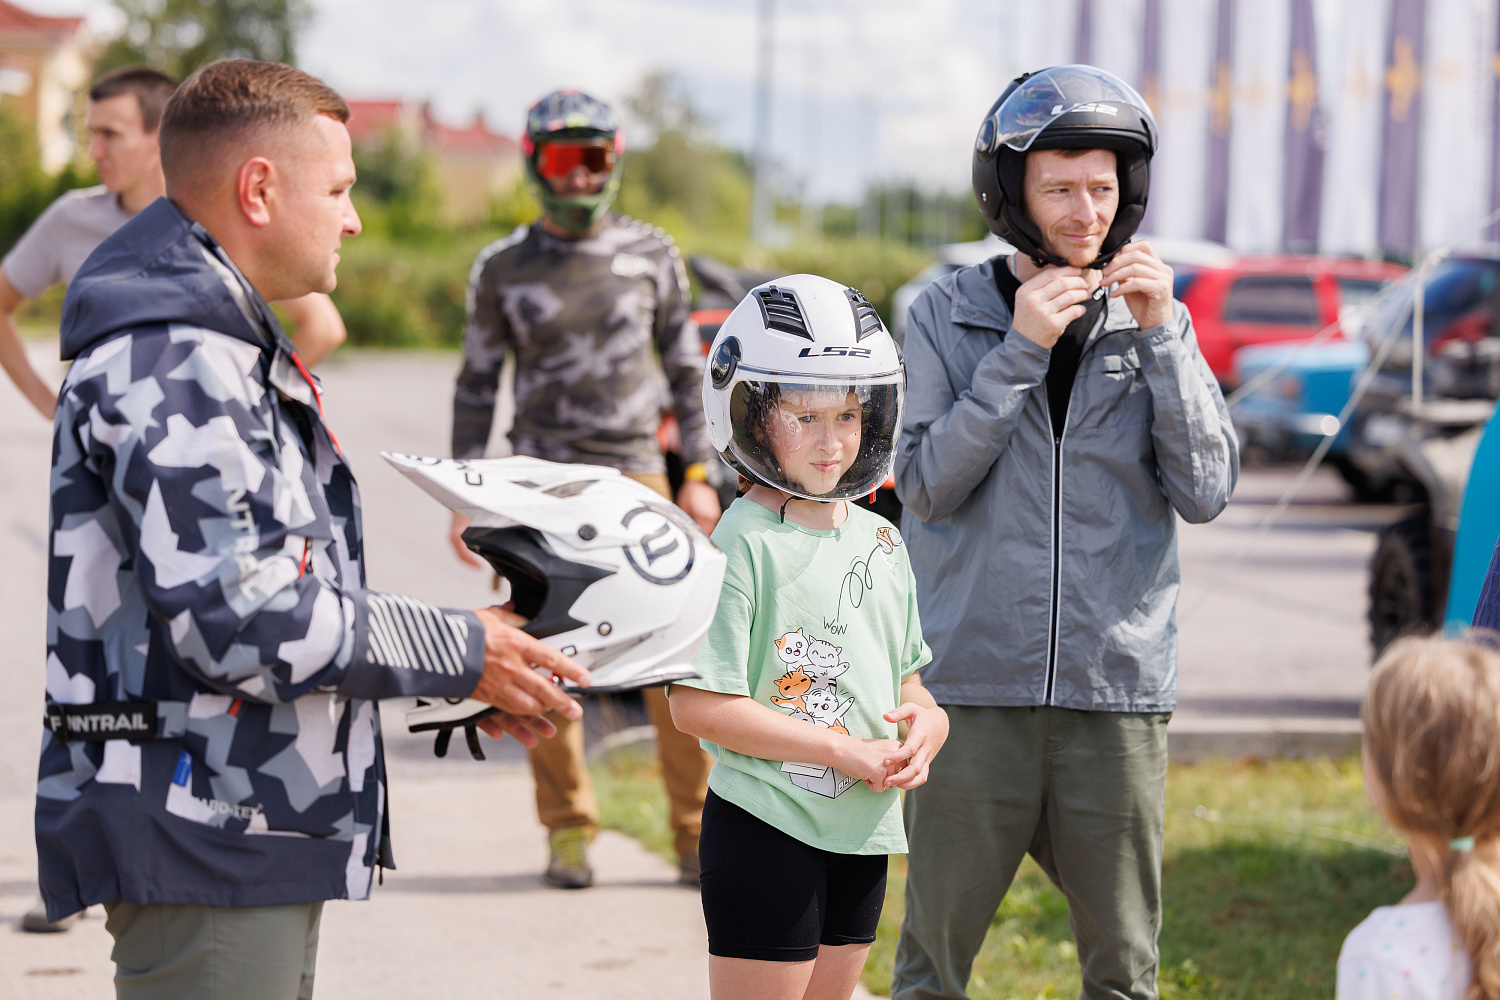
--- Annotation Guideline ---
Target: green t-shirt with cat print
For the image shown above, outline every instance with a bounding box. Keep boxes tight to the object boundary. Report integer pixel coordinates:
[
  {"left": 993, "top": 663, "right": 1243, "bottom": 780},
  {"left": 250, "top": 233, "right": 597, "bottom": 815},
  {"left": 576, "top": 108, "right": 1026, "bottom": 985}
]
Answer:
[{"left": 676, "top": 496, "right": 931, "bottom": 855}]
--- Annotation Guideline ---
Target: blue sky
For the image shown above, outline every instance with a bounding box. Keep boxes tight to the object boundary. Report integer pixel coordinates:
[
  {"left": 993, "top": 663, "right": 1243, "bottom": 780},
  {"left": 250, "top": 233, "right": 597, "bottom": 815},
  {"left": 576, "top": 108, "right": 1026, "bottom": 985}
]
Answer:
[{"left": 26, "top": 0, "right": 1018, "bottom": 203}]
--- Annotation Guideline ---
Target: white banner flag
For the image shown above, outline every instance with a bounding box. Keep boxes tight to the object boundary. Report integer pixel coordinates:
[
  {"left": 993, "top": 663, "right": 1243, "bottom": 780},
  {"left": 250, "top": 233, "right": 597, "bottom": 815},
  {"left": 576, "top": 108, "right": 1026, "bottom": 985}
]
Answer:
[
  {"left": 1320, "top": 0, "right": 1390, "bottom": 257},
  {"left": 1143, "top": 0, "right": 1216, "bottom": 240},
  {"left": 1226, "top": 0, "right": 1291, "bottom": 252},
  {"left": 1419, "top": 0, "right": 1495, "bottom": 252}
]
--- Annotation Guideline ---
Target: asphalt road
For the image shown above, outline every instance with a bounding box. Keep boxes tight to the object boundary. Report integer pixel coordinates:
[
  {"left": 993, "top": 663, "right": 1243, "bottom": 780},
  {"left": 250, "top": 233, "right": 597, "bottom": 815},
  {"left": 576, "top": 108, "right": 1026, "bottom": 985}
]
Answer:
[{"left": 0, "top": 343, "right": 1393, "bottom": 996}]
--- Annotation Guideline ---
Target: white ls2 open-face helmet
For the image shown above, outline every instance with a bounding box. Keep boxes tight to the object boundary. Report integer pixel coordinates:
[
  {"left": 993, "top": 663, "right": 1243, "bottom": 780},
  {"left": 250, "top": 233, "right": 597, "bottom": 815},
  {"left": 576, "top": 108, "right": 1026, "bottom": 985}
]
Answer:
[
  {"left": 703, "top": 274, "right": 904, "bottom": 502},
  {"left": 382, "top": 453, "right": 726, "bottom": 759}
]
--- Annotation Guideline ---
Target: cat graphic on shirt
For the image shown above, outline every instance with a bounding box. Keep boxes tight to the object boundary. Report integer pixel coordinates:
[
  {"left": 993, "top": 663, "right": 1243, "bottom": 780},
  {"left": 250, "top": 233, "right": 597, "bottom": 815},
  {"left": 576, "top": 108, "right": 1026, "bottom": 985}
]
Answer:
[
  {"left": 771, "top": 627, "right": 862, "bottom": 800},
  {"left": 770, "top": 629, "right": 856, "bottom": 729},
  {"left": 805, "top": 638, "right": 850, "bottom": 695}
]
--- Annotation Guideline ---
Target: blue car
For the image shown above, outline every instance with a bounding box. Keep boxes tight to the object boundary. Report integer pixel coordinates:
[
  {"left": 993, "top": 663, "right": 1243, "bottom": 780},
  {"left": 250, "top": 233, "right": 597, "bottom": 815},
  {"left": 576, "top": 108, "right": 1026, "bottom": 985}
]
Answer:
[
  {"left": 1231, "top": 338, "right": 1368, "bottom": 457},
  {"left": 1233, "top": 256, "right": 1500, "bottom": 503}
]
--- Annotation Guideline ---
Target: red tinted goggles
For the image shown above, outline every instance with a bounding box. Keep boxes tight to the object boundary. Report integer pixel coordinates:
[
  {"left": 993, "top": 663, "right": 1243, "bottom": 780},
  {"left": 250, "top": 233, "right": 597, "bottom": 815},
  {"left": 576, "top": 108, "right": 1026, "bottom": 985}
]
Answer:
[{"left": 536, "top": 141, "right": 616, "bottom": 179}]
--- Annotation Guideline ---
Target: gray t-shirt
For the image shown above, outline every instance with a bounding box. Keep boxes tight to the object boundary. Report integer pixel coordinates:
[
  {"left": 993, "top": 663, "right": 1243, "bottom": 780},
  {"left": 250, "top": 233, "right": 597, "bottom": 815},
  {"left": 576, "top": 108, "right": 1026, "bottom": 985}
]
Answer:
[{"left": 2, "top": 186, "right": 134, "bottom": 299}]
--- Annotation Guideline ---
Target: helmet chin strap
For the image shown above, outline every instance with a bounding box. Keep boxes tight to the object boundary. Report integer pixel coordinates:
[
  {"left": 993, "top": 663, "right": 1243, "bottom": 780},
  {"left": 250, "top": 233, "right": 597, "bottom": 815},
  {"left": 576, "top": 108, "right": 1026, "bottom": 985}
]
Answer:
[{"left": 1026, "top": 245, "right": 1116, "bottom": 271}]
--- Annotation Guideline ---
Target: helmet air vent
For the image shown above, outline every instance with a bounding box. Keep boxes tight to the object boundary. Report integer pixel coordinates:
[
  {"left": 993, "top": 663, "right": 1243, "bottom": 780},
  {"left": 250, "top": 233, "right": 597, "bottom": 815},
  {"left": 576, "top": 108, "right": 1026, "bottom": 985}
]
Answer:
[
  {"left": 845, "top": 288, "right": 884, "bottom": 342},
  {"left": 753, "top": 285, "right": 813, "bottom": 342}
]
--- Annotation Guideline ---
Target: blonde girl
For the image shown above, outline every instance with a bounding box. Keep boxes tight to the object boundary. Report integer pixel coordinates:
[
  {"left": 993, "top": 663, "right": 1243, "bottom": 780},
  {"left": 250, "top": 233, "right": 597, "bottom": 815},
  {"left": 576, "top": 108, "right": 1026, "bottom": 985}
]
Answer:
[{"left": 1339, "top": 635, "right": 1500, "bottom": 1000}]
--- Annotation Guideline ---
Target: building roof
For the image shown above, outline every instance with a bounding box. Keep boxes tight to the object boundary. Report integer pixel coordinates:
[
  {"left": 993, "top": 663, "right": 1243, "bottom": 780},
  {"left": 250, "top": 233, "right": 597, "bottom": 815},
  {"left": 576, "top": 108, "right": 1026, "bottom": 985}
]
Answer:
[
  {"left": 344, "top": 99, "right": 408, "bottom": 143},
  {"left": 423, "top": 108, "right": 518, "bottom": 153},
  {"left": 0, "top": 0, "right": 85, "bottom": 41},
  {"left": 344, "top": 98, "right": 518, "bottom": 155}
]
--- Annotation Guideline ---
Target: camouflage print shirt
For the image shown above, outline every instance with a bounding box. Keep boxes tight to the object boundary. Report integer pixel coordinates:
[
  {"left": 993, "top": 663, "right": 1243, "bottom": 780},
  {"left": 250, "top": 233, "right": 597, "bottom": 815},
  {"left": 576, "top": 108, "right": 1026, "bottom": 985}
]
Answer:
[
  {"left": 451, "top": 214, "right": 712, "bottom": 472},
  {"left": 38, "top": 200, "right": 485, "bottom": 920}
]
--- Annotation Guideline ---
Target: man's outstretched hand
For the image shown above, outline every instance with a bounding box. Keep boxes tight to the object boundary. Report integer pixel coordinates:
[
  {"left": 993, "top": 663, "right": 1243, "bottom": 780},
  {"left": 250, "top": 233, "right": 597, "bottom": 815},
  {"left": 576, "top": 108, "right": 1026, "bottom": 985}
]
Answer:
[
  {"left": 470, "top": 606, "right": 590, "bottom": 721},
  {"left": 476, "top": 709, "right": 559, "bottom": 749}
]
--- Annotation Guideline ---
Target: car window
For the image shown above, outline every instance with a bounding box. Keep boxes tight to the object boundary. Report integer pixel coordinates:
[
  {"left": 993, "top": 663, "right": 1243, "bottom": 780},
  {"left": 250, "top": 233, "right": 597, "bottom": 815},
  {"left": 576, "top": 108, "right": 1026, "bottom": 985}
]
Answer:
[
  {"left": 1222, "top": 275, "right": 1320, "bottom": 325},
  {"left": 1336, "top": 277, "right": 1387, "bottom": 329},
  {"left": 1421, "top": 260, "right": 1498, "bottom": 315},
  {"left": 1336, "top": 278, "right": 1385, "bottom": 310},
  {"left": 1367, "top": 260, "right": 1500, "bottom": 342}
]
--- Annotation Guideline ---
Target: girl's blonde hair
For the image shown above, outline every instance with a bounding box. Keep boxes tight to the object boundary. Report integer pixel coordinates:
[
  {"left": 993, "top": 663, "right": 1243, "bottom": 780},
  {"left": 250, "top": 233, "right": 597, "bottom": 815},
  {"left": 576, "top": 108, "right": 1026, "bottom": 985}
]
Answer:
[{"left": 1364, "top": 635, "right": 1500, "bottom": 1000}]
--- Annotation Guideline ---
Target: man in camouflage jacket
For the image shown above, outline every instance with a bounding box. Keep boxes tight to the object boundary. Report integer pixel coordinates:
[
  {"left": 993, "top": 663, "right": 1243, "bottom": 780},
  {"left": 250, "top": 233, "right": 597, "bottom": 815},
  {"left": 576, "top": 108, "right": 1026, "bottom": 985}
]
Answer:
[
  {"left": 38, "top": 61, "right": 586, "bottom": 991},
  {"left": 447, "top": 89, "right": 718, "bottom": 889},
  {"left": 451, "top": 213, "right": 715, "bottom": 483}
]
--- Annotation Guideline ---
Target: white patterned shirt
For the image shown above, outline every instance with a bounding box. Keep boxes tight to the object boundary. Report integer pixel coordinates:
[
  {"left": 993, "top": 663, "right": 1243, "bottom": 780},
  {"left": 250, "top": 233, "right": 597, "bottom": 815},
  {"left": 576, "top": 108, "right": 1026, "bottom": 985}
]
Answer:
[{"left": 1336, "top": 902, "right": 1470, "bottom": 1000}]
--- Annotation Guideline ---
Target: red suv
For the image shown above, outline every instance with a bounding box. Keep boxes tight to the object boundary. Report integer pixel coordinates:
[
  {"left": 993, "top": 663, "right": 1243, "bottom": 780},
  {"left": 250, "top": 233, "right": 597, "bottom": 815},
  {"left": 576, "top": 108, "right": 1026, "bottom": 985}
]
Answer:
[{"left": 1177, "top": 256, "right": 1408, "bottom": 386}]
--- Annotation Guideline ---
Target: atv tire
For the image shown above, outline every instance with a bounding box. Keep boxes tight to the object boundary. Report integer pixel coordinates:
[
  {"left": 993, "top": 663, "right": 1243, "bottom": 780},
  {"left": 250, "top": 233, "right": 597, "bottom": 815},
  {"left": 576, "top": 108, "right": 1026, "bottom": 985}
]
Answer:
[{"left": 1368, "top": 511, "right": 1437, "bottom": 657}]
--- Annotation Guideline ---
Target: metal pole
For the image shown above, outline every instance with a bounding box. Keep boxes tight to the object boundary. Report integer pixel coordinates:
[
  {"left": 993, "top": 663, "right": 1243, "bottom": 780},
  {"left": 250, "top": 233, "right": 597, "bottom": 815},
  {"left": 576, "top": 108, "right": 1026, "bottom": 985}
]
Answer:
[
  {"left": 751, "top": 0, "right": 774, "bottom": 245},
  {"left": 804, "top": 26, "right": 822, "bottom": 242},
  {"left": 1412, "top": 259, "right": 1425, "bottom": 411}
]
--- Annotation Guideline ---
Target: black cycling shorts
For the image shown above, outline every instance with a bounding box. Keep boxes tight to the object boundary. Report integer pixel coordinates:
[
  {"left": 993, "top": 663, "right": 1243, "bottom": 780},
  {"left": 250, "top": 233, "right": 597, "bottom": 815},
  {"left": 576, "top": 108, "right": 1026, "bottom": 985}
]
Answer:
[{"left": 698, "top": 788, "right": 889, "bottom": 962}]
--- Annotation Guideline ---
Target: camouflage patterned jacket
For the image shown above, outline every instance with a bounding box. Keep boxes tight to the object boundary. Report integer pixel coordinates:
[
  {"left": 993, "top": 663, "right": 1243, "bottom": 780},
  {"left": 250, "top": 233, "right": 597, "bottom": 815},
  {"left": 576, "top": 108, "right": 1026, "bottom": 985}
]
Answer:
[
  {"left": 37, "top": 199, "right": 485, "bottom": 920},
  {"left": 451, "top": 215, "right": 712, "bottom": 472}
]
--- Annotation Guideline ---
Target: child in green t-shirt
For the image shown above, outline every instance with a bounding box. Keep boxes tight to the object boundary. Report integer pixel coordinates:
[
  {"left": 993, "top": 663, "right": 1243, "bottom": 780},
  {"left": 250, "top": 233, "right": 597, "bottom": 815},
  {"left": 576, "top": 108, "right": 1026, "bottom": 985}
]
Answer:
[{"left": 672, "top": 274, "right": 948, "bottom": 1000}]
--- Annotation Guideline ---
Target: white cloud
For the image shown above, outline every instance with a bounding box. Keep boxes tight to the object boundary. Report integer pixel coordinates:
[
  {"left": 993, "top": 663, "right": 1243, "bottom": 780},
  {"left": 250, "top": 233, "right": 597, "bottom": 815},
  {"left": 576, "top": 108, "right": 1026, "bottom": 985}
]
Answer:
[{"left": 24, "top": 0, "right": 1042, "bottom": 198}]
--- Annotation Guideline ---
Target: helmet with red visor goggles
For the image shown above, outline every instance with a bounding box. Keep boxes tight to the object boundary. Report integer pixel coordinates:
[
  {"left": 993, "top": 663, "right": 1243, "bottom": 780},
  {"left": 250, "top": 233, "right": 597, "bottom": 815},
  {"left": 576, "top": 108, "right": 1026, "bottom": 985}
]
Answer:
[{"left": 523, "top": 90, "right": 625, "bottom": 233}]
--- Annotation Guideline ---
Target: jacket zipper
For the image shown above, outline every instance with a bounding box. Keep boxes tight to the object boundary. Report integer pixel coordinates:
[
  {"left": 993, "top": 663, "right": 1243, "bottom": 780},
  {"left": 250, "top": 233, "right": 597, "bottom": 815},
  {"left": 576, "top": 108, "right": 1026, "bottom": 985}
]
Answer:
[
  {"left": 1043, "top": 289, "right": 1107, "bottom": 706},
  {"left": 1045, "top": 415, "right": 1065, "bottom": 706}
]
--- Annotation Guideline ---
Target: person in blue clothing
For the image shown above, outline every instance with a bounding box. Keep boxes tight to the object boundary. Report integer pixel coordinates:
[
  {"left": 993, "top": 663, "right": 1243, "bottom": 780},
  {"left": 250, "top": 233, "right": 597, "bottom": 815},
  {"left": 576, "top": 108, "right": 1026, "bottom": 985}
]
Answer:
[
  {"left": 39, "top": 58, "right": 589, "bottom": 999},
  {"left": 671, "top": 273, "right": 948, "bottom": 1000},
  {"left": 1471, "top": 541, "right": 1500, "bottom": 634}
]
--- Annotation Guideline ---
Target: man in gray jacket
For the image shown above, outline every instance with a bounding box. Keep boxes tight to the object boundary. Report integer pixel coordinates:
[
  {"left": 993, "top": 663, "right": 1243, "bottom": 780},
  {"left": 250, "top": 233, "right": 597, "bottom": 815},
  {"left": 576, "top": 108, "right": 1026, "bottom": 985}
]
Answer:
[{"left": 890, "top": 67, "right": 1238, "bottom": 1000}]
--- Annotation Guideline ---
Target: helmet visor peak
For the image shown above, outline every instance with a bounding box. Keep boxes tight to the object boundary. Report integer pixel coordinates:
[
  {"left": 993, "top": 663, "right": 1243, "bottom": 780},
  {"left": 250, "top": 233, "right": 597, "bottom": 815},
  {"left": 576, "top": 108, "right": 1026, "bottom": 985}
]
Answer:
[{"left": 977, "top": 64, "right": 1157, "bottom": 158}]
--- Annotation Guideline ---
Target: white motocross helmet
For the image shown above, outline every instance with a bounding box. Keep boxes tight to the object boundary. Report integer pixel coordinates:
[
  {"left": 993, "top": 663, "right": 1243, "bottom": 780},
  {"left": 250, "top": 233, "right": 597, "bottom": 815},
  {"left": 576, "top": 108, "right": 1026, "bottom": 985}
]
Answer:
[
  {"left": 703, "top": 274, "right": 904, "bottom": 502},
  {"left": 382, "top": 453, "right": 727, "bottom": 757}
]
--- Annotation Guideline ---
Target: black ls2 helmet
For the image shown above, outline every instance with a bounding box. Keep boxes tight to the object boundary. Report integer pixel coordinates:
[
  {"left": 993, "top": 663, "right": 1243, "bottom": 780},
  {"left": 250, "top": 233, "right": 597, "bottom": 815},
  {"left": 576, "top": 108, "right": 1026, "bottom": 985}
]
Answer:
[{"left": 972, "top": 65, "right": 1157, "bottom": 269}]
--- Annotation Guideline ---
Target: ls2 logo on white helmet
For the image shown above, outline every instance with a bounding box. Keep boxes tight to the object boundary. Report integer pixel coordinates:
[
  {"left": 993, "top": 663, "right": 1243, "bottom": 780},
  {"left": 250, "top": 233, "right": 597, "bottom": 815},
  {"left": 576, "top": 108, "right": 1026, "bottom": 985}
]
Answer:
[
  {"left": 797, "top": 346, "right": 873, "bottom": 358},
  {"left": 621, "top": 503, "right": 696, "bottom": 585}
]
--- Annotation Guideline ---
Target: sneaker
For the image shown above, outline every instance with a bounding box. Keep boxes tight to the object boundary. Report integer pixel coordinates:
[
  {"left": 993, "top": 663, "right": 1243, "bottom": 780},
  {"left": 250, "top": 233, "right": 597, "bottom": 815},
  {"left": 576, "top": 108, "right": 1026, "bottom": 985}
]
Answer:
[
  {"left": 21, "top": 896, "right": 78, "bottom": 933},
  {"left": 678, "top": 847, "right": 701, "bottom": 888},
  {"left": 545, "top": 827, "right": 594, "bottom": 889}
]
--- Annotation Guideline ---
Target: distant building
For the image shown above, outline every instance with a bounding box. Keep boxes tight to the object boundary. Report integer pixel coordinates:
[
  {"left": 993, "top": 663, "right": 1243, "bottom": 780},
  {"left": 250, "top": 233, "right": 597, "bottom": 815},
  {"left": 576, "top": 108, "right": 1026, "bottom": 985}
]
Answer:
[
  {"left": 346, "top": 99, "right": 523, "bottom": 224},
  {"left": 0, "top": 0, "right": 94, "bottom": 174}
]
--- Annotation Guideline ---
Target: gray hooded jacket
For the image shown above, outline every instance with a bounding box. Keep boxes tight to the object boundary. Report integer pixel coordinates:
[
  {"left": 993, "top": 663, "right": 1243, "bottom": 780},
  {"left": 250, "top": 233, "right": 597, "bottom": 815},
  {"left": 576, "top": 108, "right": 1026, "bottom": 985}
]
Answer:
[{"left": 894, "top": 258, "right": 1238, "bottom": 712}]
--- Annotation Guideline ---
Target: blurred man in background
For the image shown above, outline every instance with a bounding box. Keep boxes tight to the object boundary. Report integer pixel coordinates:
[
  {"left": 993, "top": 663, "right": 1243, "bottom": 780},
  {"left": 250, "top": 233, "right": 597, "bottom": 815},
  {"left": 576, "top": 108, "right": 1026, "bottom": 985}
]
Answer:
[
  {"left": 0, "top": 64, "right": 346, "bottom": 425},
  {"left": 448, "top": 88, "right": 719, "bottom": 889}
]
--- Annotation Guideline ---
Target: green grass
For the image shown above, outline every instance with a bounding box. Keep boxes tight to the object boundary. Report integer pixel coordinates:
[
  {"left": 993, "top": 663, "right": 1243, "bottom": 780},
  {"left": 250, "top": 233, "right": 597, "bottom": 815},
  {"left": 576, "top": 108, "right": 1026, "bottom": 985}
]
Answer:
[
  {"left": 588, "top": 742, "right": 678, "bottom": 861},
  {"left": 590, "top": 751, "right": 1411, "bottom": 1000}
]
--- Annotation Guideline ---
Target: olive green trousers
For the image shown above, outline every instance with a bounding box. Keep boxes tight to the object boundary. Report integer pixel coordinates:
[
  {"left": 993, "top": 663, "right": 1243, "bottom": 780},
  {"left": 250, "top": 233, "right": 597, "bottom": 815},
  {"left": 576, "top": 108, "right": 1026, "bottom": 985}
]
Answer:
[
  {"left": 105, "top": 900, "right": 323, "bottom": 1000},
  {"left": 892, "top": 705, "right": 1170, "bottom": 1000}
]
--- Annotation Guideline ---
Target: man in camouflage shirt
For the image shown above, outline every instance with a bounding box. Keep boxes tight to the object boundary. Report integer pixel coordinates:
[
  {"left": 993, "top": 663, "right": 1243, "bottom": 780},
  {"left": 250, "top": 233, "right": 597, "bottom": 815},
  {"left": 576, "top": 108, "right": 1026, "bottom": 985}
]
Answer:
[
  {"left": 41, "top": 61, "right": 588, "bottom": 995},
  {"left": 448, "top": 89, "right": 719, "bottom": 888}
]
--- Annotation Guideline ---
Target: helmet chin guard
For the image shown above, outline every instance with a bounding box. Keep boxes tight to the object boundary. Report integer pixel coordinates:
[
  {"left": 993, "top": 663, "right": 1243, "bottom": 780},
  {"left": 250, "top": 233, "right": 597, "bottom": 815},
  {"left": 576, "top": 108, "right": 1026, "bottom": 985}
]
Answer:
[{"left": 972, "top": 65, "right": 1156, "bottom": 269}]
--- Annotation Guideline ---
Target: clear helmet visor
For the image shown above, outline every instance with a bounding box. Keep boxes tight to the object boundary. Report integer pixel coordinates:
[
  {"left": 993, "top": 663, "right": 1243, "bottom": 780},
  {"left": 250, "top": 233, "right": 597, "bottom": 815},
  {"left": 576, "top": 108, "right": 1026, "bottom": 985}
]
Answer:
[
  {"left": 726, "top": 378, "right": 903, "bottom": 501},
  {"left": 976, "top": 64, "right": 1158, "bottom": 156}
]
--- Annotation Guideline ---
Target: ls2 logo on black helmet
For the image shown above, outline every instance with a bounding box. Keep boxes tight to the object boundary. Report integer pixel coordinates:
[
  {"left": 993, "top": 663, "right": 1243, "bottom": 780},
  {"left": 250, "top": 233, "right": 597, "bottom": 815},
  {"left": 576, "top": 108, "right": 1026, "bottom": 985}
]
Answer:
[{"left": 621, "top": 503, "right": 696, "bottom": 585}]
